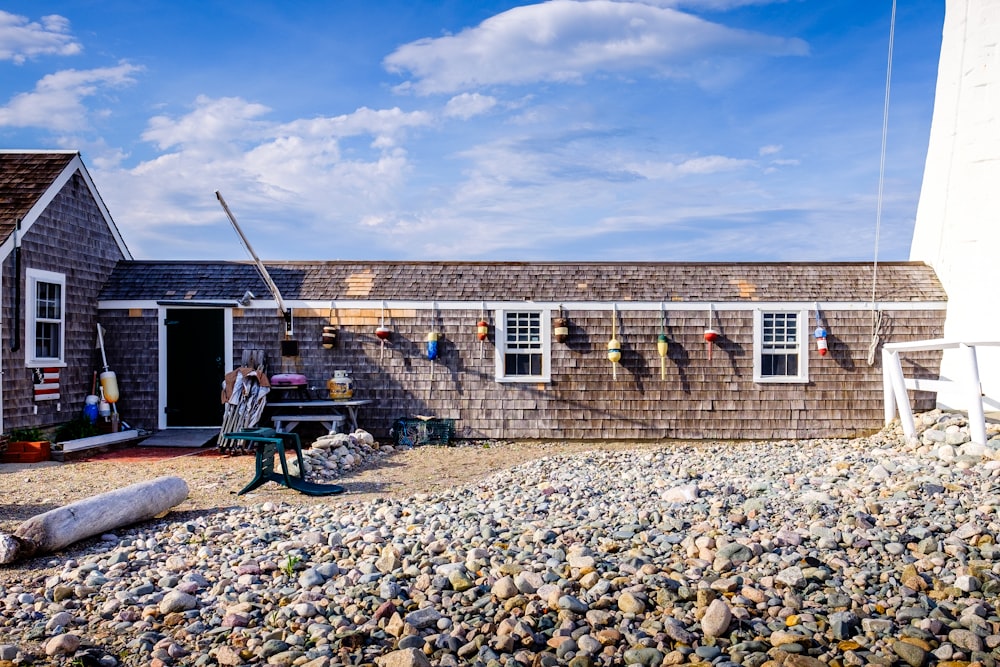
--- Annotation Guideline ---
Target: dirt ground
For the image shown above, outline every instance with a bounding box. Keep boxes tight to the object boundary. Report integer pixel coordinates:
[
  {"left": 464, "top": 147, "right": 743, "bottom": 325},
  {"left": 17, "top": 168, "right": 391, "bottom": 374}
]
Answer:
[{"left": 0, "top": 438, "right": 666, "bottom": 585}]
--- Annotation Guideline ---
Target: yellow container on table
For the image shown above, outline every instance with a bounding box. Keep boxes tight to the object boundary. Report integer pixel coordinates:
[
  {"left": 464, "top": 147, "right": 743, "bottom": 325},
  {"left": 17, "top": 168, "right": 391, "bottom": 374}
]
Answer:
[{"left": 327, "top": 370, "right": 354, "bottom": 399}]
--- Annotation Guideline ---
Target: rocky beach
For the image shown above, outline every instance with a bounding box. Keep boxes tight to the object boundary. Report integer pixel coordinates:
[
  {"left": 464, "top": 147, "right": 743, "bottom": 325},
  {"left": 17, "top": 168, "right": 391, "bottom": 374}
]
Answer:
[{"left": 2, "top": 410, "right": 1000, "bottom": 667}]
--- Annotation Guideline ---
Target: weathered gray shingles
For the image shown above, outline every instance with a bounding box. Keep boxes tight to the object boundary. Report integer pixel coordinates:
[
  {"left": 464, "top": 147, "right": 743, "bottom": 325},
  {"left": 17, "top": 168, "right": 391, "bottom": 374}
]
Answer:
[
  {"left": 0, "top": 152, "right": 76, "bottom": 242},
  {"left": 100, "top": 260, "right": 947, "bottom": 303}
]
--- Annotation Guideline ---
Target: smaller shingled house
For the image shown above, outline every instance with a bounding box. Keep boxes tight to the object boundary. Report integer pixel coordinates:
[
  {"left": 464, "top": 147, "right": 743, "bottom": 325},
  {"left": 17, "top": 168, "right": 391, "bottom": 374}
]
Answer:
[
  {"left": 97, "top": 260, "right": 947, "bottom": 441},
  {"left": 0, "top": 151, "right": 132, "bottom": 436}
]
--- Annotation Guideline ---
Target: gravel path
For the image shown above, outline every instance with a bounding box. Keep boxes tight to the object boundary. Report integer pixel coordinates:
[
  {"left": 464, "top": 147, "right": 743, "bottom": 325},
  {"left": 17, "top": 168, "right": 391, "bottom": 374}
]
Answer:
[{"left": 1, "top": 410, "right": 999, "bottom": 667}]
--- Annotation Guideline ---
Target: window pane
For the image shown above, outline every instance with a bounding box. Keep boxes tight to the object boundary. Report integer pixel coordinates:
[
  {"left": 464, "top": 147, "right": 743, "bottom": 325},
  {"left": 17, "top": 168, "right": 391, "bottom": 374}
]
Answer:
[
  {"left": 36, "top": 282, "right": 61, "bottom": 320},
  {"left": 506, "top": 312, "right": 542, "bottom": 350},
  {"left": 505, "top": 353, "right": 542, "bottom": 376},
  {"left": 35, "top": 322, "right": 60, "bottom": 358},
  {"left": 762, "top": 312, "right": 798, "bottom": 352}
]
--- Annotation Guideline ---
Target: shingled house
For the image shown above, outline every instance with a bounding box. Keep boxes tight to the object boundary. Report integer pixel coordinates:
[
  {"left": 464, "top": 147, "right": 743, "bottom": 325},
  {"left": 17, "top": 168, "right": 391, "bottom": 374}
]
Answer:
[
  {"left": 1, "top": 150, "right": 947, "bottom": 442},
  {"left": 97, "top": 260, "right": 947, "bottom": 440},
  {"left": 0, "top": 151, "right": 132, "bottom": 436}
]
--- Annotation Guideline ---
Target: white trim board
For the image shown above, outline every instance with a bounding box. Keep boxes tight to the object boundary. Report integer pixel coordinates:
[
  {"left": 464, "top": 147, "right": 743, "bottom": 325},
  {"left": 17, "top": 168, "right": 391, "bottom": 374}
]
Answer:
[{"left": 100, "top": 299, "right": 948, "bottom": 312}]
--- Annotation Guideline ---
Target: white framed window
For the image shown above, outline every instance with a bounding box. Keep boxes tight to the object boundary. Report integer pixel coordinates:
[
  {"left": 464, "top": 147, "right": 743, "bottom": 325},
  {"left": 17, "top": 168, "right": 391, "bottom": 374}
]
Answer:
[
  {"left": 26, "top": 268, "right": 66, "bottom": 367},
  {"left": 495, "top": 309, "right": 551, "bottom": 383},
  {"left": 753, "top": 309, "right": 808, "bottom": 383}
]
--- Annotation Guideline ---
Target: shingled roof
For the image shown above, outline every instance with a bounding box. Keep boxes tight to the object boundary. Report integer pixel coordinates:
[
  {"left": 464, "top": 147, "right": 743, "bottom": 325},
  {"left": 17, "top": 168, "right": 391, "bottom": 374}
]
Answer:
[
  {"left": 99, "top": 260, "right": 946, "bottom": 304},
  {"left": 0, "top": 151, "right": 76, "bottom": 242}
]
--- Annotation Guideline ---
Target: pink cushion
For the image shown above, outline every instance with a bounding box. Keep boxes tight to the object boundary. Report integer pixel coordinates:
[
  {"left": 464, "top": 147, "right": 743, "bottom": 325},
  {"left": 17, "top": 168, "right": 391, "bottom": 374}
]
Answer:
[{"left": 270, "top": 373, "right": 307, "bottom": 386}]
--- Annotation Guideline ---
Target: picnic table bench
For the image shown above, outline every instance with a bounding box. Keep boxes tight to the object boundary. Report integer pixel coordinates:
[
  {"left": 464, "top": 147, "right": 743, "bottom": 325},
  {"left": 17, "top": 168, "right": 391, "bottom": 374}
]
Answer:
[{"left": 268, "top": 399, "right": 372, "bottom": 434}]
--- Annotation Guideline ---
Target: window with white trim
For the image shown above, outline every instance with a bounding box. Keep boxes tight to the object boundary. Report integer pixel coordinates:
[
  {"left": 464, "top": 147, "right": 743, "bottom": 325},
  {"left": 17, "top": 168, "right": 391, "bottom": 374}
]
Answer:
[
  {"left": 753, "top": 309, "right": 808, "bottom": 383},
  {"left": 26, "top": 268, "right": 66, "bottom": 366},
  {"left": 495, "top": 309, "right": 551, "bottom": 382}
]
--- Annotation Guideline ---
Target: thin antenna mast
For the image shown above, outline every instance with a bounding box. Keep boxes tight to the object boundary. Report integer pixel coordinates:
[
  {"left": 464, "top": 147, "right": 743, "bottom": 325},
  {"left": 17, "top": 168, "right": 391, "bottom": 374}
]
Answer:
[{"left": 216, "top": 191, "right": 291, "bottom": 330}]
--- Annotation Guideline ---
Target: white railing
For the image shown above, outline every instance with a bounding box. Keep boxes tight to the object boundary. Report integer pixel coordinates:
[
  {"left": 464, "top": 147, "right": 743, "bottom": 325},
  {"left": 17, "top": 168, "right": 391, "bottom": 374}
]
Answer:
[{"left": 883, "top": 339, "right": 1000, "bottom": 445}]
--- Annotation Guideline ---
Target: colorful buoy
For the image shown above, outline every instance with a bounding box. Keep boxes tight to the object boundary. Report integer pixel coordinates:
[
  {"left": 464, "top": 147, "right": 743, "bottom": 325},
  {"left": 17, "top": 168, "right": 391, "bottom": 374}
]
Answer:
[
  {"left": 704, "top": 329, "right": 719, "bottom": 361},
  {"left": 375, "top": 323, "right": 391, "bottom": 358},
  {"left": 427, "top": 331, "right": 439, "bottom": 360},
  {"left": 657, "top": 333, "right": 669, "bottom": 380},
  {"left": 476, "top": 320, "right": 489, "bottom": 342},
  {"left": 322, "top": 325, "right": 337, "bottom": 349},
  {"left": 554, "top": 317, "right": 569, "bottom": 343},
  {"left": 607, "top": 338, "right": 622, "bottom": 364},
  {"left": 814, "top": 326, "right": 829, "bottom": 356}
]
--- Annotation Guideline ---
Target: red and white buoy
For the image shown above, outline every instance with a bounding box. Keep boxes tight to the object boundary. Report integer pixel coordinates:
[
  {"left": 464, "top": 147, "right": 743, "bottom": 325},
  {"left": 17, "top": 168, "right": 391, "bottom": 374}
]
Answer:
[
  {"left": 375, "top": 303, "right": 391, "bottom": 358},
  {"left": 704, "top": 305, "right": 719, "bottom": 361},
  {"left": 814, "top": 306, "right": 829, "bottom": 356}
]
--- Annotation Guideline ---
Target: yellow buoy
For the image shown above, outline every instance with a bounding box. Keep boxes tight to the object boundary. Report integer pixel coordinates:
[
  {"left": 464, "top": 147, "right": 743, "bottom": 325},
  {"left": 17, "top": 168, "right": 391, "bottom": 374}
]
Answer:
[{"left": 657, "top": 333, "right": 669, "bottom": 380}]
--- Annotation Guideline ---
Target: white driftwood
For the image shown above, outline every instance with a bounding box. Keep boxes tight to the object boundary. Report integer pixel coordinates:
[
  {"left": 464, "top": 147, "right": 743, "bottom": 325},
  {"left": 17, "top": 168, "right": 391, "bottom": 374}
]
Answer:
[{"left": 0, "top": 475, "right": 189, "bottom": 564}]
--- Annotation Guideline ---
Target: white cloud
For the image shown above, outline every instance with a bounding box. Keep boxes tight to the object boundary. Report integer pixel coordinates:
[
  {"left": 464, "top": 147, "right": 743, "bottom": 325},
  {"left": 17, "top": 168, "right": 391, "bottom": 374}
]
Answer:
[
  {"left": 142, "top": 95, "right": 272, "bottom": 151},
  {"left": 759, "top": 144, "right": 782, "bottom": 155},
  {"left": 625, "top": 154, "right": 756, "bottom": 179},
  {"left": 0, "top": 11, "right": 82, "bottom": 64},
  {"left": 0, "top": 62, "right": 141, "bottom": 131},
  {"left": 444, "top": 92, "right": 498, "bottom": 119},
  {"left": 626, "top": 0, "right": 792, "bottom": 9},
  {"left": 281, "top": 106, "right": 434, "bottom": 147},
  {"left": 95, "top": 96, "right": 434, "bottom": 258},
  {"left": 384, "top": 0, "right": 807, "bottom": 94}
]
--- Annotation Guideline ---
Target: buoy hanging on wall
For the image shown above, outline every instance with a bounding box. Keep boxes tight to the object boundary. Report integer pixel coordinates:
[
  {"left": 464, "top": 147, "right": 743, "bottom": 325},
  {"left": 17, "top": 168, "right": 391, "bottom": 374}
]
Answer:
[
  {"left": 814, "top": 327, "right": 828, "bottom": 356},
  {"left": 657, "top": 334, "right": 669, "bottom": 380},
  {"left": 375, "top": 302, "right": 391, "bottom": 358},
  {"left": 427, "top": 331, "right": 439, "bottom": 360},
  {"left": 323, "top": 300, "right": 338, "bottom": 349},
  {"left": 608, "top": 304, "right": 621, "bottom": 380},
  {"left": 322, "top": 325, "right": 337, "bottom": 349},
  {"left": 704, "top": 304, "right": 719, "bottom": 361},
  {"left": 814, "top": 304, "right": 828, "bottom": 356},
  {"left": 554, "top": 317, "right": 569, "bottom": 344},
  {"left": 657, "top": 304, "right": 669, "bottom": 380},
  {"left": 427, "top": 331, "right": 439, "bottom": 381},
  {"left": 477, "top": 302, "right": 489, "bottom": 359}
]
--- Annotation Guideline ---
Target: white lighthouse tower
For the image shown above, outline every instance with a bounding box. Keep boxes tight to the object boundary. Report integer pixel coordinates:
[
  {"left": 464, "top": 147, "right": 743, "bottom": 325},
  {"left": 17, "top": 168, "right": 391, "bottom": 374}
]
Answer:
[{"left": 910, "top": 0, "right": 1000, "bottom": 411}]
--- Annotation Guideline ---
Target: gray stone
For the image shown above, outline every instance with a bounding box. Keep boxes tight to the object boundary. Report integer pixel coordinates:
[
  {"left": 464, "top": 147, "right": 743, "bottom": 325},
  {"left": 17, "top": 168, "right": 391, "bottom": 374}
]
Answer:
[
  {"left": 776, "top": 566, "right": 805, "bottom": 588},
  {"left": 701, "top": 598, "right": 733, "bottom": 637},
  {"left": 948, "top": 628, "right": 984, "bottom": 652},
  {"left": 404, "top": 607, "right": 442, "bottom": 629},
  {"left": 623, "top": 647, "right": 664, "bottom": 666},
  {"left": 618, "top": 591, "right": 645, "bottom": 615},
  {"left": 44, "top": 634, "right": 81, "bottom": 656},
  {"left": 830, "top": 611, "right": 860, "bottom": 640},
  {"left": 375, "top": 648, "right": 431, "bottom": 667},
  {"left": 159, "top": 590, "right": 197, "bottom": 613},
  {"left": 892, "top": 640, "right": 928, "bottom": 667}
]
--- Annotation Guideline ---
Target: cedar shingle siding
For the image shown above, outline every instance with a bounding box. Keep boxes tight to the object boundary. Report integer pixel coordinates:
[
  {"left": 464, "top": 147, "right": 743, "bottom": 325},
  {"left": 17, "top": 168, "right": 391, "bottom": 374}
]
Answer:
[
  {"left": 1, "top": 163, "right": 127, "bottom": 431},
  {"left": 99, "top": 260, "right": 946, "bottom": 440}
]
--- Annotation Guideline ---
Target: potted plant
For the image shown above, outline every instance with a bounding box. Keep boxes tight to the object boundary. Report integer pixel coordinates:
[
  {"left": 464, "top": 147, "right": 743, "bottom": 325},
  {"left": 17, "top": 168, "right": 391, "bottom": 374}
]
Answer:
[{"left": 1, "top": 427, "right": 51, "bottom": 463}]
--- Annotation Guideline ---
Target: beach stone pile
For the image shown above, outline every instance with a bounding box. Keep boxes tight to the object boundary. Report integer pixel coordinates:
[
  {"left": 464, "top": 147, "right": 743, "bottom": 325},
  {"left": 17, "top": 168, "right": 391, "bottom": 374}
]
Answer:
[
  {"left": 289, "top": 430, "right": 389, "bottom": 482},
  {"left": 2, "top": 410, "right": 1000, "bottom": 667}
]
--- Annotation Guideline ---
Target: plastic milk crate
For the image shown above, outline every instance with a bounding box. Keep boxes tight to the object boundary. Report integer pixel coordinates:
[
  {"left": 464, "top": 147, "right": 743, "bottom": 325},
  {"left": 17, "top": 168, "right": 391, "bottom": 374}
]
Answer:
[{"left": 391, "top": 418, "right": 456, "bottom": 447}]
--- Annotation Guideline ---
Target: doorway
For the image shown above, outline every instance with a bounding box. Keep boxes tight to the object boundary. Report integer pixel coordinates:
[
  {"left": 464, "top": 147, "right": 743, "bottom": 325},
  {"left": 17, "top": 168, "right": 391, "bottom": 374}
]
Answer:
[{"left": 165, "top": 308, "right": 225, "bottom": 427}]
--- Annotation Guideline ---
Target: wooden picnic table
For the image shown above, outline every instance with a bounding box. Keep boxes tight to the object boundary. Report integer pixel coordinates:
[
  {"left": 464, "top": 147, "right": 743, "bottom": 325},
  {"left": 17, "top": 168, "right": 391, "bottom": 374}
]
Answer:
[{"left": 268, "top": 399, "right": 372, "bottom": 434}]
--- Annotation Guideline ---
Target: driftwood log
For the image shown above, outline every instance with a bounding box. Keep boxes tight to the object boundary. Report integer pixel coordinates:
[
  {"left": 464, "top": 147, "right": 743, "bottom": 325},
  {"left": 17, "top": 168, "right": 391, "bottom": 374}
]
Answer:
[{"left": 0, "top": 475, "right": 189, "bottom": 564}]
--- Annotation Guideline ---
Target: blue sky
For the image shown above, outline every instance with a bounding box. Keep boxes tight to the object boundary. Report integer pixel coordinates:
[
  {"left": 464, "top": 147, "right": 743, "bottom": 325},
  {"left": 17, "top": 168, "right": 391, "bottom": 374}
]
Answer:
[{"left": 1, "top": 1, "right": 944, "bottom": 262}]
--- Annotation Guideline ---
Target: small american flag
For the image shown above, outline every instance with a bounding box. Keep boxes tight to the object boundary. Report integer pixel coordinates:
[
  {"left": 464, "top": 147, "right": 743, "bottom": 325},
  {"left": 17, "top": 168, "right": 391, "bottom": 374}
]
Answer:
[{"left": 33, "top": 368, "right": 60, "bottom": 401}]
